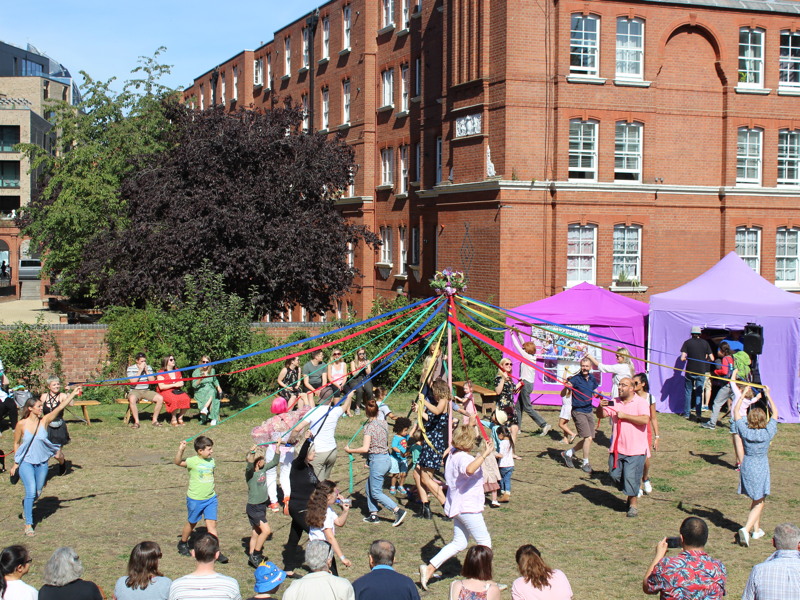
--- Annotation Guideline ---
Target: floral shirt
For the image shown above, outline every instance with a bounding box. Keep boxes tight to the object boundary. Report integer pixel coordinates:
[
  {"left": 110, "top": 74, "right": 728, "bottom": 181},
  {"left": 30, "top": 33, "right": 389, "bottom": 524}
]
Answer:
[{"left": 644, "top": 550, "right": 726, "bottom": 600}]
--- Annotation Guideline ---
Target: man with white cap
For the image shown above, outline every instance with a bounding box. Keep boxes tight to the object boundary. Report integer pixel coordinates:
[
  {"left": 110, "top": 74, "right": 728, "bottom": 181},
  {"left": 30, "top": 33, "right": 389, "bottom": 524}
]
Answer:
[{"left": 680, "top": 326, "right": 713, "bottom": 420}]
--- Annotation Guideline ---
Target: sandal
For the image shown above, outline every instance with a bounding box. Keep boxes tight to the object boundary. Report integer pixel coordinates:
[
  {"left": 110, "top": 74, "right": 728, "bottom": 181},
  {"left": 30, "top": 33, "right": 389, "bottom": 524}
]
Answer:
[
  {"left": 130, "top": 423, "right": 140, "bottom": 429},
  {"left": 24, "top": 525, "right": 34, "bottom": 537},
  {"left": 177, "top": 418, "right": 185, "bottom": 426},
  {"left": 151, "top": 421, "right": 162, "bottom": 427},
  {"left": 170, "top": 421, "right": 179, "bottom": 427}
]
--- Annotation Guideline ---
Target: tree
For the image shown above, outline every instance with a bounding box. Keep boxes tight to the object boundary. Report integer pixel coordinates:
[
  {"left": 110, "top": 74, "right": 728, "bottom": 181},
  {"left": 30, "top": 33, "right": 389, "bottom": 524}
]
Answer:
[
  {"left": 80, "top": 101, "right": 379, "bottom": 317},
  {"left": 17, "top": 49, "right": 175, "bottom": 300},
  {"left": 0, "top": 317, "right": 62, "bottom": 389}
]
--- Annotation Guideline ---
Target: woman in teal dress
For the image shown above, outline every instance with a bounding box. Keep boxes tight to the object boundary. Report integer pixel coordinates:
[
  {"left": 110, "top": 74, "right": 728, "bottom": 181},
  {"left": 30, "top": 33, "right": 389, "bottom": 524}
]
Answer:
[{"left": 191, "top": 356, "right": 223, "bottom": 425}]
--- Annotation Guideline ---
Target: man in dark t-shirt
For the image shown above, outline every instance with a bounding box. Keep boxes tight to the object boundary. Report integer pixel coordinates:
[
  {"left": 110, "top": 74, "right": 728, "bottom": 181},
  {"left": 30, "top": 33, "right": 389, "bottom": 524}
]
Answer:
[
  {"left": 680, "top": 327, "right": 714, "bottom": 420},
  {"left": 560, "top": 358, "right": 599, "bottom": 473}
]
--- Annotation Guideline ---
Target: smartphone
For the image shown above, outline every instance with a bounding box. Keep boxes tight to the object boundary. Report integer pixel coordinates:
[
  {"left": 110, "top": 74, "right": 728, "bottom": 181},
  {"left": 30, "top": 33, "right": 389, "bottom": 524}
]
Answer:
[
  {"left": 666, "top": 537, "right": 682, "bottom": 548},
  {"left": 606, "top": 400, "right": 615, "bottom": 406}
]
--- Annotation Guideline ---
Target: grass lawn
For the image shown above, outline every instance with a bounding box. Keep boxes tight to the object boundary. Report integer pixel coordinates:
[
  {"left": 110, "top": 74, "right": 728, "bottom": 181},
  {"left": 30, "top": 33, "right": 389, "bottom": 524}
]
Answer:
[{"left": 1, "top": 394, "right": 797, "bottom": 599}]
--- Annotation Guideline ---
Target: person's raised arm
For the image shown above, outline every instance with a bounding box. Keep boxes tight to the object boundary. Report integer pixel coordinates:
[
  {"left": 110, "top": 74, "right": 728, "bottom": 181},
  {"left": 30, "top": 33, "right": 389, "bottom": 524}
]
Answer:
[
  {"left": 295, "top": 434, "right": 313, "bottom": 464},
  {"left": 174, "top": 440, "right": 188, "bottom": 467},
  {"left": 41, "top": 386, "right": 82, "bottom": 427},
  {"left": 642, "top": 538, "right": 668, "bottom": 595},
  {"left": 764, "top": 385, "right": 778, "bottom": 421},
  {"left": 466, "top": 442, "right": 494, "bottom": 475}
]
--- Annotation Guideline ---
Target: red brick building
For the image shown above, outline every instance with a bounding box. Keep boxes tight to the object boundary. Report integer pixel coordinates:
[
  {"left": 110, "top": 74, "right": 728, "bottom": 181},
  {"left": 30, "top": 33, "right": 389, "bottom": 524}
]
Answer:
[{"left": 184, "top": 0, "right": 800, "bottom": 319}]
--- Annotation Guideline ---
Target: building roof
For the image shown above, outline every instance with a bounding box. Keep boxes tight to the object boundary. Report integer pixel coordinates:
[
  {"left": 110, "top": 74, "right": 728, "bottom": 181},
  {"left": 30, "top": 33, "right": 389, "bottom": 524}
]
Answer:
[{"left": 640, "top": 0, "right": 800, "bottom": 15}]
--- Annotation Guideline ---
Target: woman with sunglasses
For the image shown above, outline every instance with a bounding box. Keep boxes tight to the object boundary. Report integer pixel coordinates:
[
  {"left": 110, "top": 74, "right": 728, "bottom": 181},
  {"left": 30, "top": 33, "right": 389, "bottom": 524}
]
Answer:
[
  {"left": 278, "top": 357, "right": 310, "bottom": 410},
  {"left": 1, "top": 545, "right": 36, "bottom": 599},
  {"left": 323, "top": 349, "right": 349, "bottom": 405},
  {"left": 494, "top": 358, "right": 522, "bottom": 453},
  {"left": 633, "top": 373, "right": 660, "bottom": 497},
  {"left": 191, "top": 356, "right": 223, "bottom": 426},
  {"left": 156, "top": 356, "right": 191, "bottom": 427},
  {"left": 348, "top": 350, "right": 373, "bottom": 416}
]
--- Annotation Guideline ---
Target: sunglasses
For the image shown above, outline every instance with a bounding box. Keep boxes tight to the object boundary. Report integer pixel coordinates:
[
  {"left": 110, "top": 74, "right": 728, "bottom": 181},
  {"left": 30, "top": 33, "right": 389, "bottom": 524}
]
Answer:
[
  {"left": 201, "top": 360, "right": 209, "bottom": 364},
  {"left": 332, "top": 353, "right": 341, "bottom": 356}
]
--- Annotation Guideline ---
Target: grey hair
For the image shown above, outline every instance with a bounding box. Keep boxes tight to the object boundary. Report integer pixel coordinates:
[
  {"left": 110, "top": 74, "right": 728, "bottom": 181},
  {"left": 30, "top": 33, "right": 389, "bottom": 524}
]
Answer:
[
  {"left": 773, "top": 523, "right": 800, "bottom": 550},
  {"left": 369, "top": 540, "right": 395, "bottom": 566},
  {"left": 305, "top": 540, "right": 333, "bottom": 572},
  {"left": 46, "top": 375, "right": 60, "bottom": 385},
  {"left": 42, "top": 547, "right": 84, "bottom": 586}
]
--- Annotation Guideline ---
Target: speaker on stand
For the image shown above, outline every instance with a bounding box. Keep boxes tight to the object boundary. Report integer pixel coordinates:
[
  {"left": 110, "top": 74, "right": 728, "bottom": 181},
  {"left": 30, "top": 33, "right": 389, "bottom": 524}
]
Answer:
[{"left": 742, "top": 323, "right": 764, "bottom": 385}]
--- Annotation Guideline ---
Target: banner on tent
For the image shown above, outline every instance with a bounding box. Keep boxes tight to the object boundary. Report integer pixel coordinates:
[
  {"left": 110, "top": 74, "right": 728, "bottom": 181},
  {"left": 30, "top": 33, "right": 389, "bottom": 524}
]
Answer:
[{"left": 529, "top": 325, "right": 601, "bottom": 388}]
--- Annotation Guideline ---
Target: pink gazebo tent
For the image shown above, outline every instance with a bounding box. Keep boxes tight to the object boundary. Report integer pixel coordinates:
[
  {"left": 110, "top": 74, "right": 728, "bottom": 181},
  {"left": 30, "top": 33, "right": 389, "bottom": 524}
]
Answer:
[
  {"left": 649, "top": 252, "right": 800, "bottom": 423},
  {"left": 503, "top": 283, "right": 649, "bottom": 405}
]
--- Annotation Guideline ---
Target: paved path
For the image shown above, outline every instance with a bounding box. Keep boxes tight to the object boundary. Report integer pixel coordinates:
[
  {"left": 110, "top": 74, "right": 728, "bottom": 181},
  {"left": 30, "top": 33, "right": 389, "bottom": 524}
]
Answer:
[{"left": 0, "top": 299, "right": 62, "bottom": 324}]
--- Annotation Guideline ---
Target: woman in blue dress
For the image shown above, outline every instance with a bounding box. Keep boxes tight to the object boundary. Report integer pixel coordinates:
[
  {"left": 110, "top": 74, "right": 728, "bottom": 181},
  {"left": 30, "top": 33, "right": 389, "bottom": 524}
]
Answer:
[
  {"left": 732, "top": 381, "right": 778, "bottom": 548},
  {"left": 414, "top": 378, "right": 450, "bottom": 519}
]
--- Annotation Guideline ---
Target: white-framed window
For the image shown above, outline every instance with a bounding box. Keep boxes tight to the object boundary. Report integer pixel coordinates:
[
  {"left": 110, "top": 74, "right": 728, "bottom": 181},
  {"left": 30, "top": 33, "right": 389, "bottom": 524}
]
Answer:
[
  {"left": 615, "top": 121, "right": 642, "bottom": 182},
  {"left": 381, "top": 147, "right": 394, "bottom": 185},
  {"left": 254, "top": 58, "right": 264, "bottom": 86},
  {"left": 414, "top": 57, "right": 422, "bottom": 96},
  {"left": 776, "top": 227, "right": 800, "bottom": 286},
  {"left": 302, "top": 94, "right": 309, "bottom": 131},
  {"left": 301, "top": 307, "right": 308, "bottom": 322},
  {"left": 302, "top": 28, "right": 310, "bottom": 68},
  {"left": 435, "top": 136, "right": 442, "bottom": 183},
  {"left": 382, "top": 68, "right": 394, "bottom": 107},
  {"left": 570, "top": 14, "right": 600, "bottom": 77},
  {"left": 739, "top": 28, "right": 764, "bottom": 87},
  {"left": 343, "top": 5, "right": 352, "bottom": 49},
  {"left": 267, "top": 54, "right": 272, "bottom": 87},
  {"left": 199, "top": 84, "right": 204, "bottom": 110},
  {"left": 342, "top": 79, "right": 351, "bottom": 123},
  {"left": 399, "top": 145, "right": 409, "bottom": 193},
  {"left": 232, "top": 66, "right": 238, "bottom": 101},
  {"left": 322, "top": 17, "right": 330, "bottom": 59},
  {"left": 410, "top": 226, "right": 420, "bottom": 265},
  {"left": 400, "top": 64, "right": 410, "bottom": 111},
  {"left": 321, "top": 87, "right": 329, "bottom": 130},
  {"left": 567, "top": 224, "right": 597, "bottom": 286},
  {"left": 568, "top": 119, "right": 598, "bottom": 181},
  {"left": 780, "top": 30, "right": 800, "bottom": 88},
  {"left": 735, "top": 226, "right": 761, "bottom": 272},
  {"left": 347, "top": 166, "right": 356, "bottom": 196},
  {"left": 285, "top": 37, "right": 292, "bottom": 75},
  {"left": 737, "top": 127, "right": 762, "bottom": 185},
  {"left": 414, "top": 142, "right": 421, "bottom": 182},
  {"left": 346, "top": 242, "right": 355, "bottom": 268},
  {"left": 383, "top": 0, "right": 395, "bottom": 28},
  {"left": 336, "top": 301, "right": 343, "bottom": 320},
  {"left": 398, "top": 226, "right": 408, "bottom": 274},
  {"left": 401, "top": 0, "right": 410, "bottom": 27},
  {"left": 221, "top": 72, "right": 226, "bottom": 104},
  {"left": 380, "top": 226, "right": 393, "bottom": 264},
  {"left": 779, "top": 129, "right": 800, "bottom": 186},
  {"left": 612, "top": 224, "right": 642, "bottom": 283},
  {"left": 616, "top": 17, "right": 644, "bottom": 79}
]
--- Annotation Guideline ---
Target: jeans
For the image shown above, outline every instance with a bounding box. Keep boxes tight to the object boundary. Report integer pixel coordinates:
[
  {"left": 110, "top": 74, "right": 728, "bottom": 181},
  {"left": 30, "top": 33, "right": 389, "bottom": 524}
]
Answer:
[
  {"left": 18, "top": 460, "right": 48, "bottom": 525},
  {"left": 499, "top": 466, "right": 514, "bottom": 492},
  {"left": 516, "top": 380, "right": 547, "bottom": 428},
  {"left": 430, "top": 512, "right": 492, "bottom": 569},
  {"left": 708, "top": 384, "right": 733, "bottom": 426},
  {"left": 366, "top": 453, "right": 397, "bottom": 513},
  {"left": 684, "top": 374, "right": 705, "bottom": 417}
]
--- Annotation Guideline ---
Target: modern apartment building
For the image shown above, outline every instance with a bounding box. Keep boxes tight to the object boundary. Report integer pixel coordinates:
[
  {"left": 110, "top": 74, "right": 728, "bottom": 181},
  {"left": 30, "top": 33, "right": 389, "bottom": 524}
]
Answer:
[{"left": 184, "top": 0, "right": 800, "bottom": 319}]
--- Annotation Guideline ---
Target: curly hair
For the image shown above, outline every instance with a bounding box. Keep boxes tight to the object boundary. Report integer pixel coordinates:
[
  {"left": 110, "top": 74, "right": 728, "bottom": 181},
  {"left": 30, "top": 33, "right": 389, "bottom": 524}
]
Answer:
[
  {"left": 430, "top": 378, "right": 451, "bottom": 401},
  {"left": 306, "top": 480, "right": 336, "bottom": 529}
]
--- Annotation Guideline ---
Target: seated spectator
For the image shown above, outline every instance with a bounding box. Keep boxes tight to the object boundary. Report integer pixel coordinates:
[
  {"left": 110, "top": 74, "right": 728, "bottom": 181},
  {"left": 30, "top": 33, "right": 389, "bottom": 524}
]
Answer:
[
  {"left": 246, "top": 562, "right": 286, "bottom": 600},
  {"left": 168, "top": 533, "right": 240, "bottom": 600},
  {"left": 352, "top": 540, "right": 419, "bottom": 600},
  {"left": 282, "top": 540, "right": 354, "bottom": 600},
  {"left": 511, "top": 545, "right": 572, "bottom": 600},
  {"left": 643, "top": 517, "right": 726, "bottom": 599},
  {"left": 743, "top": 522, "right": 800, "bottom": 600},
  {"left": 114, "top": 541, "right": 171, "bottom": 600},
  {"left": 448, "top": 545, "right": 501, "bottom": 600},
  {"left": 1, "top": 545, "right": 37, "bottom": 600},
  {"left": 38, "top": 547, "right": 103, "bottom": 600},
  {"left": 126, "top": 353, "right": 164, "bottom": 428}
]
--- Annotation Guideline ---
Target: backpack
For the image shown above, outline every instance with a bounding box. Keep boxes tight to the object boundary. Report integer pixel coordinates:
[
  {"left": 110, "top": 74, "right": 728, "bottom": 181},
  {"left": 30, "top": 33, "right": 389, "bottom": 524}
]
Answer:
[{"left": 733, "top": 351, "right": 751, "bottom": 381}]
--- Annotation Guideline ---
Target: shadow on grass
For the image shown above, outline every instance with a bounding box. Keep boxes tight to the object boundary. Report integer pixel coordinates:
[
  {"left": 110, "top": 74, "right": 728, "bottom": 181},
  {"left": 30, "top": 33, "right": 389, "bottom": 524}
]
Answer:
[
  {"left": 35, "top": 493, "right": 98, "bottom": 524},
  {"left": 561, "top": 483, "right": 628, "bottom": 512},
  {"left": 676, "top": 501, "right": 741, "bottom": 533},
  {"left": 689, "top": 451, "right": 734, "bottom": 470},
  {"left": 419, "top": 520, "right": 463, "bottom": 583}
]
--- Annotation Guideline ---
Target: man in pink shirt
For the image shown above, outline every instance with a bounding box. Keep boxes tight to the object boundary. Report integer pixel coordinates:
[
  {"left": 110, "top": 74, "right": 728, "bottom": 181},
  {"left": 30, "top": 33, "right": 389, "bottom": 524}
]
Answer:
[{"left": 597, "top": 377, "right": 650, "bottom": 518}]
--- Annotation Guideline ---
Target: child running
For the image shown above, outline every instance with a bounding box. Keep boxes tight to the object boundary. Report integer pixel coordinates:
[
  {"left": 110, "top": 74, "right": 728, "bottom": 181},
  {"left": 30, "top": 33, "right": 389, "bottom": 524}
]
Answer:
[
  {"left": 245, "top": 444, "right": 279, "bottom": 568},
  {"left": 306, "top": 480, "right": 351, "bottom": 575},
  {"left": 497, "top": 425, "right": 515, "bottom": 502},
  {"left": 174, "top": 436, "right": 228, "bottom": 563},
  {"left": 389, "top": 417, "right": 413, "bottom": 494}
]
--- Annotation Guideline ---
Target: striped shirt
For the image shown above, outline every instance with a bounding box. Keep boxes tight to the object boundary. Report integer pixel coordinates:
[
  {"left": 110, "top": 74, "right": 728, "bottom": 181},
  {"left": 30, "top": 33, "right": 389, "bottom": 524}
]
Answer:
[
  {"left": 742, "top": 550, "right": 800, "bottom": 600},
  {"left": 168, "top": 573, "right": 241, "bottom": 600}
]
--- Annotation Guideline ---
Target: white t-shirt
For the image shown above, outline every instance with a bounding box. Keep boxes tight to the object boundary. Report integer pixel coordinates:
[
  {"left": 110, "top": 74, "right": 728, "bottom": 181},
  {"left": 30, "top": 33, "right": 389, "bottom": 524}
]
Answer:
[
  {"left": 303, "top": 406, "right": 344, "bottom": 452},
  {"left": 309, "top": 506, "right": 337, "bottom": 541},
  {"left": 4, "top": 579, "right": 38, "bottom": 600},
  {"left": 598, "top": 362, "right": 634, "bottom": 397},
  {"left": 168, "top": 573, "right": 241, "bottom": 600},
  {"left": 498, "top": 439, "right": 514, "bottom": 468},
  {"left": 377, "top": 403, "right": 392, "bottom": 420}
]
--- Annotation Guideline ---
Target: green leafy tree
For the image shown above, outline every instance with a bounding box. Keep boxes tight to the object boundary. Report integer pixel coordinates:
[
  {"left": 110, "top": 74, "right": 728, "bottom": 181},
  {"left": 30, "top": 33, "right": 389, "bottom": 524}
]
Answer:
[
  {"left": 16, "top": 49, "right": 176, "bottom": 300},
  {"left": 0, "top": 317, "right": 62, "bottom": 390}
]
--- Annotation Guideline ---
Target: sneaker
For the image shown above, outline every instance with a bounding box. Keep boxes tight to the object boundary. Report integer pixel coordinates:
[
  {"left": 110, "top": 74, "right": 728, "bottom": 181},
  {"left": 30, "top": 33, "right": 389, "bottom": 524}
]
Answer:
[
  {"left": 581, "top": 462, "right": 592, "bottom": 473},
  {"left": 419, "top": 564, "right": 431, "bottom": 591},
  {"left": 248, "top": 552, "right": 264, "bottom": 568},
  {"left": 363, "top": 514, "right": 381, "bottom": 524},
  {"left": 627, "top": 507, "right": 639, "bottom": 518},
  {"left": 210, "top": 419, "right": 217, "bottom": 426},
  {"left": 392, "top": 508, "right": 407, "bottom": 527},
  {"left": 177, "top": 540, "right": 191, "bottom": 556},
  {"left": 643, "top": 479, "right": 653, "bottom": 494},
  {"left": 637, "top": 488, "right": 644, "bottom": 498},
  {"left": 560, "top": 450, "right": 574, "bottom": 468},
  {"left": 700, "top": 422, "right": 716, "bottom": 430},
  {"left": 739, "top": 527, "right": 750, "bottom": 547},
  {"left": 200, "top": 408, "right": 208, "bottom": 415},
  {"left": 539, "top": 424, "right": 552, "bottom": 437},
  {"left": 701, "top": 405, "right": 710, "bottom": 412},
  {"left": 752, "top": 529, "right": 766, "bottom": 540},
  {"left": 268, "top": 503, "right": 280, "bottom": 512},
  {"left": 497, "top": 584, "right": 509, "bottom": 592},
  {"left": 217, "top": 551, "right": 229, "bottom": 564},
  {"left": 735, "top": 462, "right": 741, "bottom": 472},
  {"left": 355, "top": 408, "right": 361, "bottom": 416},
  {"left": 490, "top": 500, "right": 500, "bottom": 508},
  {"left": 397, "top": 486, "right": 407, "bottom": 494},
  {"left": 389, "top": 486, "right": 397, "bottom": 495}
]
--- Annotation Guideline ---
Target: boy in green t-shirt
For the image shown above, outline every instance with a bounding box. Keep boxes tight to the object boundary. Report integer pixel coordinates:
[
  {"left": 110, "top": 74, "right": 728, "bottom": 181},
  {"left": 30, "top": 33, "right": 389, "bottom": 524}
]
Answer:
[{"left": 174, "top": 436, "right": 228, "bottom": 563}]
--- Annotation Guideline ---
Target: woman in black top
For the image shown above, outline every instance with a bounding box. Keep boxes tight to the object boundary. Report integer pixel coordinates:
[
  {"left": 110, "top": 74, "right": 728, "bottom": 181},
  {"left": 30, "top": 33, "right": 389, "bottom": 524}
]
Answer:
[
  {"left": 283, "top": 433, "right": 319, "bottom": 574},
  {"left": 39, "top": 547, "right": 103, "bottom": 600}
]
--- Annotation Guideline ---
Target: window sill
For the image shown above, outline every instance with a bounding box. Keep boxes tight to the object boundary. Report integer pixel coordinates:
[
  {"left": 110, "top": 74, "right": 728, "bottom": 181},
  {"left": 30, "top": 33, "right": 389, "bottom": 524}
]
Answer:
[
  {"left": 411, "top": 10, "right": 422, "bottom": 19},
  {"left": 734, "top": 182, "right": 762, "bottom": 188},
  {"left": 453, "top": 133, "right": 486, "bottom": 142},
  {"left": 411, "top": 95, "right": 422, "bottom": 103},
  {"left": 254, "top": 82, "right": 263, "bottom": 89},
  {"left": 281, "top": 74, "right": 291, "bottom": 81},
  {"left": 377, "top": 104, "right": 394, "bottom": 113},
  {"left": 564, "top": 283, "right": 600, "bottom": 290},
  {"left": 568, "top": 177, "right": 598, "bottom": 183},
  {"left": 735, "top": 86, "right": 771, "bottom": 95},
  {"left": 395, "top": 110, "right": 409, "bottom": 118},
  {"left": 395, "top": 192, "right": 408, "bottom": 199},
  {"left": 408, "top": 264, "right": 420, "bottom": 271},
  {"left": 378, "top": 24, "right": 395, "bottom": 35},
  {"left": 777, "top": 87, "right": 800, "bottom": 96},
  {"left": 566, "top": 75, "right": 606, "bottom": 85},
  {"left": 776, "top": 284, "right": 800, "bottom": 291},
  {"left": 396, "top": 28, "right": 410, "bottom": 37},
  {"left": 339, "top": 47, "right": 352, "bottom": 56},
  {"left": 410, "top": 181, "right": 420, "bottom": 187},
  {"left": 376, "top": 262, "right": 394, "bottom": 269},
  {"left": 613, "top": 79, "right": 650, "bottom": 88},
  {"left": 318, "top": 128, "right": 329, "bottom": 134},
  {"left": 376, "top": 184, "right": 394, "bottom": 191},
  {"left": 614, "top": 177, "right": 642, "bottom": 183},
  {"left": 395, "top": 273, "right": 409, "bottom": 280},
  {"left": 318, "top": 57, "right": 330, "bottom": 65},
  {"left": 338, "top": 122, "right": 351, "bottom": 130},
  {"left": 610, "top": 284, "right": 648, "bottom": 293},
  {"left": 299, "top": 66, "right": 309, "bottom": 74}
]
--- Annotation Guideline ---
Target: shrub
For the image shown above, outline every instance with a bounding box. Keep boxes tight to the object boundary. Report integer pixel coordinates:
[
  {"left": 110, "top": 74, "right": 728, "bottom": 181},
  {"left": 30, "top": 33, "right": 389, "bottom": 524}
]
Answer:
[{"left": 0, "top": 316, "right": 62, "bottom": 391}]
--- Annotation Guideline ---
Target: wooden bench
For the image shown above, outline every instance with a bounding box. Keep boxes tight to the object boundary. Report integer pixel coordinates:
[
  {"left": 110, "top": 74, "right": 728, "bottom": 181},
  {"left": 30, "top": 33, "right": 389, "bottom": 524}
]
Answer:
[
  {"left": 116, "top": 397, "right": 231, "bottom": 424},
  {"left": 71, "top": 400, "right": 101, "bottom": 426},
  {"left": 453, "top": 381, "right": 501, "bottom": 418}
]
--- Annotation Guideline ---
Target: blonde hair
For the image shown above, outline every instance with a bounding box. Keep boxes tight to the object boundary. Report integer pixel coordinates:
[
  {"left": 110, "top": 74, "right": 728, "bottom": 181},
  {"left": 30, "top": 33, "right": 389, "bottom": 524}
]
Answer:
[
  {"left": 747, "top": 406, "right": 768, "bottom": 429},
  {"left": 522, "top": 341, "right": 536, "bottom": 354},
  {"left": 452, "top": 424, "right": 476, "bottom": 452},
  {"left": 616, "top": 348, "right": 634, "bottom": 376}
]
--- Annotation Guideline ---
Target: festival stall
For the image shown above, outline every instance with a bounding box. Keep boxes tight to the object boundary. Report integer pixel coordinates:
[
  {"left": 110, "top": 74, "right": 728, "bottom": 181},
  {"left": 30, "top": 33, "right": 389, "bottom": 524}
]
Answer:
[
  {"left": 501, "top": 283, "right": 649, "bottom": 405},
  {"left": 649, "top": 252, "right": 800, "bottom": 423}
]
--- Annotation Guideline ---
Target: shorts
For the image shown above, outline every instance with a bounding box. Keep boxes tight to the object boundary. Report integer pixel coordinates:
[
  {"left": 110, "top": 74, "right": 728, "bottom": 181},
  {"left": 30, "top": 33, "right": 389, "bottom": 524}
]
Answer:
[
  {"left": 129, "top": 389, "right": 159, "bottom": 402},
  {"left": 246, "top": 502, "right": 268, "bottom": 528},
  {"left": 186, "top": 495, "right": 218, "bottom": 523},
  {"left": 572, "top": 411, "right": 595, "bottom": 439},
  {"left": 559, "top": 399, "right": 573, "bottom": 421},
  {"left": 703, "top": 376, "right": 712, "bottom": 392},
  {"left": 389, "top": 455, "right": 408, "bottom": 474},
  {"left": 608, "top": 453, "right": 646, "bottom": 497}
]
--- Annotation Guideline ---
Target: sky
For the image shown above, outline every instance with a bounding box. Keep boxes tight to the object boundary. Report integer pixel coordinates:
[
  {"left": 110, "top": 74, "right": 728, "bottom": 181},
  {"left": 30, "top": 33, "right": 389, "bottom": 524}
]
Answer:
[{"left": 0, "top": 0, "right": 323, "bottom": 91}]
